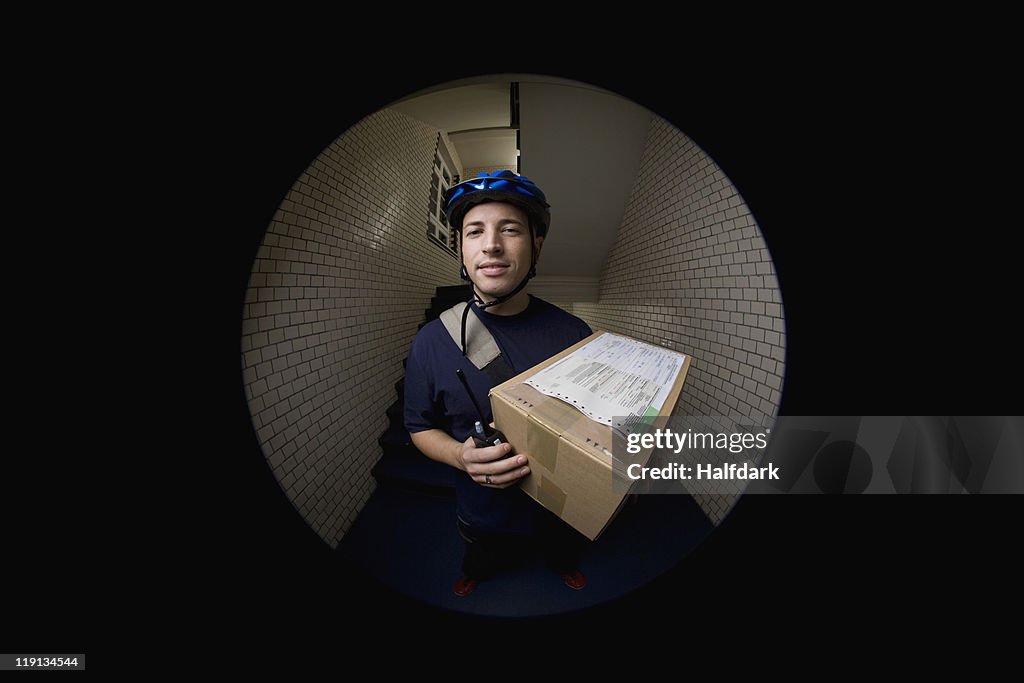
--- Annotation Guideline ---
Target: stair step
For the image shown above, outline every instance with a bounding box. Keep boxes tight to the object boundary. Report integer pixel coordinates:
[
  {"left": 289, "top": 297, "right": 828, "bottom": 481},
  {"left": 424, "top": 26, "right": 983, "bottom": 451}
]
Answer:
[
  {"left": 431, "top": 294, "right": 470, "bottom": 310},
  {"left": 378, "top": 423, "right": 411, "bottom": 449},
  {"left": 385, "top": 401, "right": 404, "bottom": 423},
  {"left": 436, "top": 284, "right": 473, "bottom": 296}
]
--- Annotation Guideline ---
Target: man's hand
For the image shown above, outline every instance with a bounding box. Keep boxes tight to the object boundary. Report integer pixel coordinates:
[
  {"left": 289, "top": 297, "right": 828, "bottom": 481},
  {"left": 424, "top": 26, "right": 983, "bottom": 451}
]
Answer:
[{"left": 457, "top": 423, "right": 531, "bottom": 489}]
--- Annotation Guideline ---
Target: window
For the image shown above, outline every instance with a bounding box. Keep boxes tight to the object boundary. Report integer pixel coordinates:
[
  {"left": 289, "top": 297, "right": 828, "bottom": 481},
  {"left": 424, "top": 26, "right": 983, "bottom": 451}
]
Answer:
[{"left": 427, "top": 135, "right": 459, "bottom": 257}]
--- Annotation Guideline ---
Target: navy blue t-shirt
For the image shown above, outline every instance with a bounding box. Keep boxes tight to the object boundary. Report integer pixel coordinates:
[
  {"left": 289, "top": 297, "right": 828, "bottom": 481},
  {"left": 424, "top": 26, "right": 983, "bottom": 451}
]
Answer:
[{"left": 404, "top": 295, "right": 592, "bottom": 534}]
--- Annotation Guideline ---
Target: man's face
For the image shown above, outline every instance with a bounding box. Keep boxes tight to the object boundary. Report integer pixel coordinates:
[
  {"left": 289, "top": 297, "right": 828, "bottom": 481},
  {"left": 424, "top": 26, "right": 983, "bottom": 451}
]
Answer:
[{"left": 461, "top": 201, "right": 544, "bottom": 300}]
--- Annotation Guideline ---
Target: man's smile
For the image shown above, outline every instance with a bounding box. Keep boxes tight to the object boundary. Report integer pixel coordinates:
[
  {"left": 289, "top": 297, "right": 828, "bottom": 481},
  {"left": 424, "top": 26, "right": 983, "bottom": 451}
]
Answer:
[{"left": 478, "top": 262, "right": 510, "bottom": 276}]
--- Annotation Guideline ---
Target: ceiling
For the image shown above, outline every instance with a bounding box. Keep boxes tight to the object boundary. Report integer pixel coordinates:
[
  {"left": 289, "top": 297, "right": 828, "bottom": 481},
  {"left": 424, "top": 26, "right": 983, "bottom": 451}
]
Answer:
[{"left": 391, "top": 75, "right": 653, "bottom": 279}]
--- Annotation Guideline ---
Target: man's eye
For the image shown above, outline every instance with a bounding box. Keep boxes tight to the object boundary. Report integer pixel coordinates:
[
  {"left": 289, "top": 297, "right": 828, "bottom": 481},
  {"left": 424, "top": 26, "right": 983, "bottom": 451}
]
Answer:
[{"left": 503, "top": 227, "right": 520, "bottom": 234}]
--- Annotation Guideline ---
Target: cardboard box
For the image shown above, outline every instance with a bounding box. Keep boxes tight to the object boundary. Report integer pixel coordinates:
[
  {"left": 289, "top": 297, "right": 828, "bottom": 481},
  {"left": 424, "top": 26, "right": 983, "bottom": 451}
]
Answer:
[{"left": 489, "top": 331, "right": 691, "bottom": 540}]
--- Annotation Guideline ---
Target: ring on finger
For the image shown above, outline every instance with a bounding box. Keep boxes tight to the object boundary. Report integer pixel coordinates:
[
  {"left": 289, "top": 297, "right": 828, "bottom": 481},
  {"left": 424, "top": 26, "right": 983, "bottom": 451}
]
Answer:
[{"left": 485, "top": 474, "right": 492, "bottom": 485}]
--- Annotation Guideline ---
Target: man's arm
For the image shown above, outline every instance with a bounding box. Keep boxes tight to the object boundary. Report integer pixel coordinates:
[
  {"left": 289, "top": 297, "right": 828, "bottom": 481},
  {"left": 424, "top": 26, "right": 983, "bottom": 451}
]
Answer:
[
  {"left": 409, "top": 428, "right": 466, "bottom": 470},
  {"left": 410, "top": 428, "right": 530, "bottom": 489}
]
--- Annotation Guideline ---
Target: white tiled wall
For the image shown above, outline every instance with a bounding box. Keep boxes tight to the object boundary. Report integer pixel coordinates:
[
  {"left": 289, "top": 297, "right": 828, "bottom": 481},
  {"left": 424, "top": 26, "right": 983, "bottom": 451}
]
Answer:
[
  {"left": 241, "top": 109, "right": 463, "bottom": 548},
  {"left": 572, "top": 116, "right": 786, "bottom": 524}
]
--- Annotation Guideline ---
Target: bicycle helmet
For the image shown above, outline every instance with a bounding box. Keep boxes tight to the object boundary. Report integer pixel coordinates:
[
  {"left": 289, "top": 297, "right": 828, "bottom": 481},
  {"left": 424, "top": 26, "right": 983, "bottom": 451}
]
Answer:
[{"left": 444, "top": 170, "right": 551, "bottom": 237}]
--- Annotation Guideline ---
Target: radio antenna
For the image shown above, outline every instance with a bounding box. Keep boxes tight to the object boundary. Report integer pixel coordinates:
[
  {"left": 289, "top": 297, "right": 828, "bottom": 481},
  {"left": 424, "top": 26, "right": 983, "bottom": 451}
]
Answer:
[{"left": 455, "top": 369, "right": 487, "bottom": 424}]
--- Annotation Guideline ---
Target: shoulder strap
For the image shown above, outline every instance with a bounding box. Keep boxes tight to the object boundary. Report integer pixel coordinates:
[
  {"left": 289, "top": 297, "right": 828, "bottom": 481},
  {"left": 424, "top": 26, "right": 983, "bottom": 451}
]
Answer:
[
  {"left": 439, "top": 302, "right": 517, "bottom": 385},
  {"left": 440, "top": 302, "right": 501, "bottom": 369}
]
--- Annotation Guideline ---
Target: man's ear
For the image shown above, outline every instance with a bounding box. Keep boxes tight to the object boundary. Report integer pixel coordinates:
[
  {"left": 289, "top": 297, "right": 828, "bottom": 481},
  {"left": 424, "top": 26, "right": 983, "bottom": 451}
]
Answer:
[{"left": 533, "top": 234, "right": 545, "bottom": 261}]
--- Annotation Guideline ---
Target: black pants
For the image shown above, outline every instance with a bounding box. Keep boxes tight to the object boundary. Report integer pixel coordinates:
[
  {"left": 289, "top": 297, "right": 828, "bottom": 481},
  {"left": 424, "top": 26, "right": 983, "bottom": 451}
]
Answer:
[{"left": 457, "top": 512, "right": 585, "bottom": 580}]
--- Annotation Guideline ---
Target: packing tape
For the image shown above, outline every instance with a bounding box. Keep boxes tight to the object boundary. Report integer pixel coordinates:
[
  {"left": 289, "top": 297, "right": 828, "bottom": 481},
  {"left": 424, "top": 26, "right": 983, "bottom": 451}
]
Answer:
[
  {"left": 527, "top": 413, "right": 559, "bottom": 472},
  {"left": 537, "top": 475, "right": 567, "bottom": 516},
  {"left": 504, "top": 382, "right": 611, "bottom": 463}
]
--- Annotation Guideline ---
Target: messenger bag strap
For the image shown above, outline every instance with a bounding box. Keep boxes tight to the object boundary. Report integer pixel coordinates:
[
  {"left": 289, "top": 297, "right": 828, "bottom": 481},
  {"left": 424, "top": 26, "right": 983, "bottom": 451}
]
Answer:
[{"left": 439, "top": 302, "right": 517, "bottom": 385}]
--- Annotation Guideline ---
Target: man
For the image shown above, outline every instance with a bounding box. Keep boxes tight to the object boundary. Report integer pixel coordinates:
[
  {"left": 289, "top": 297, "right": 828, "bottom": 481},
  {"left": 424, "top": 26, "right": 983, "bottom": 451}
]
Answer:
[{"left": 404, "top": 170, "right": 592, "bottom": 597}]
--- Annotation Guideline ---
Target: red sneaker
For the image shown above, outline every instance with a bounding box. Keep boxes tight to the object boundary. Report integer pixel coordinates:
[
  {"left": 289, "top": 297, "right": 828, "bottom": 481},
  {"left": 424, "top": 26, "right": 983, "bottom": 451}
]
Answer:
[
  {"left": 560, "top": 569, "right": 587, "bottom": 590},
  {"left": 453, "top": 576, "right": 479, "bottom": 597}
]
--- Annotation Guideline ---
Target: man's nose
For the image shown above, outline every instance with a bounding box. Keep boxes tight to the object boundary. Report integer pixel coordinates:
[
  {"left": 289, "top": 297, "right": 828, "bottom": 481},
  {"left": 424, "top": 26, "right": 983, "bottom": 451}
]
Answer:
[{"left": 482, "top": 229, "right": 503, "bottom": 252}]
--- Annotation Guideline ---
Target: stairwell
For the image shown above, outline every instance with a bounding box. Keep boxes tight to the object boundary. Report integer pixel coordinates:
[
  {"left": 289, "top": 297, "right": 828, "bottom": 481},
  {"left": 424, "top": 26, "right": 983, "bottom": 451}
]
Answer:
[{"left": 370, "top": 283, "right": 475, "bottom": 495}]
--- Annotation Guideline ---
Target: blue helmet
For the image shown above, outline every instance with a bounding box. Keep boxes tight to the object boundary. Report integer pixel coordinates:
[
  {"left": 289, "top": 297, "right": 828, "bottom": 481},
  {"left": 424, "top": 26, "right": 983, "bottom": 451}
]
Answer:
[{"left": 444, "top": 170, "right": 551, "bottom": 237}]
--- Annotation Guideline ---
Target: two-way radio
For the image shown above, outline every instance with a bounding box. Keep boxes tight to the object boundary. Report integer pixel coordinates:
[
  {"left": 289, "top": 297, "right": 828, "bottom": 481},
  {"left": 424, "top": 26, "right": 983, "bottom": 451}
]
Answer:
[{"left": 455, "top": 368, "right": 510, "bottom": 453}]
